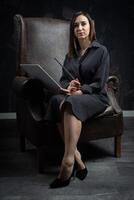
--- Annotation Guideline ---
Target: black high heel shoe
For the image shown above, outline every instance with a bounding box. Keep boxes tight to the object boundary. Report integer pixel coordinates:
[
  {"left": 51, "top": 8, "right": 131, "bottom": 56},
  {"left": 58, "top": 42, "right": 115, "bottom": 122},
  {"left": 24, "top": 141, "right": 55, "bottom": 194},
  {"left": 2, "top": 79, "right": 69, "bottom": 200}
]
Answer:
[
  {"left": 50, "top": 176, "right": 71, "bottom": 188},
  {"left": 76, "top": 167, "right": 88, "bottom": 180},
  {"left": 49, "top": 165, "right": 76, "bottom": 189},
  {"left": 74, "top": 161, "right": 88, "bottom": 180}
]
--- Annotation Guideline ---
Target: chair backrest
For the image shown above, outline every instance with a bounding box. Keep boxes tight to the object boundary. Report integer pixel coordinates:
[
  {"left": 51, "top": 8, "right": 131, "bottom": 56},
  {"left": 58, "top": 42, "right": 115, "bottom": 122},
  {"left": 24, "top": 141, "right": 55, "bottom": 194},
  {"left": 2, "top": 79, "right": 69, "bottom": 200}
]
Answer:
[{"left": 14, "top": 15, "right": 70, "bottom": 83}]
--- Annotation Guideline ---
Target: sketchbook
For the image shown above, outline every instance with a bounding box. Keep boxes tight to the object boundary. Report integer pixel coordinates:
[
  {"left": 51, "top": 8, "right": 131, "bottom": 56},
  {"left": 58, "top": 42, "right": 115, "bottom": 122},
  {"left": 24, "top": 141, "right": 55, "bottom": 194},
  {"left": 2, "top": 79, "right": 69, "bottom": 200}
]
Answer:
[{"left": 20, "top": 63, "right": 62, "bottom": 94}]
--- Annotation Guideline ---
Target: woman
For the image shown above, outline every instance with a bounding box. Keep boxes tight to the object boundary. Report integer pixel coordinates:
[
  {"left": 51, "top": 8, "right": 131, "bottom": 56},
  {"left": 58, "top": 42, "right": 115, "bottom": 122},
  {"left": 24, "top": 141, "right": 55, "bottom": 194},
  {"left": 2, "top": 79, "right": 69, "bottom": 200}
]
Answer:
[{"left": 46, "top": 11, "right": 110, "bottom": 188}]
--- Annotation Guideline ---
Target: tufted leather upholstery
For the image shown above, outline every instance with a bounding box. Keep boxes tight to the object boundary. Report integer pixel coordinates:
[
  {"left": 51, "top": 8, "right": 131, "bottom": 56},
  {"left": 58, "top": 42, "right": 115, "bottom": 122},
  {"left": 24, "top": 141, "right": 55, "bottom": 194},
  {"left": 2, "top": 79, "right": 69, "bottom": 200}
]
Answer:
[{"left": 13, "top": 15, "right": 123, "bottom": 173}]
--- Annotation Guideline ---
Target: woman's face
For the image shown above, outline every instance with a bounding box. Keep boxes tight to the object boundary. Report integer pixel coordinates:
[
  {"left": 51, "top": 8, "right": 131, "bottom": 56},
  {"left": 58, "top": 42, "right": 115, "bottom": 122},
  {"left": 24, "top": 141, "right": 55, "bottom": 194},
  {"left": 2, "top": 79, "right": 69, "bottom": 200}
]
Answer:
[{"left": 74, "top": 15, "right": 90, "bottom": 40}]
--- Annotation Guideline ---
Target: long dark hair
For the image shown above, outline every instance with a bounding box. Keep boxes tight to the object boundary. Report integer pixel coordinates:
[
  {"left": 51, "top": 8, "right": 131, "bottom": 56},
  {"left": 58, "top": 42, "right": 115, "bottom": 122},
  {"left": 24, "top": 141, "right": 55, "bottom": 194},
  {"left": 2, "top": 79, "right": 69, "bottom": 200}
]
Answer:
[{"left": 68, "top": 11, "right": 96, "bottom": 58}]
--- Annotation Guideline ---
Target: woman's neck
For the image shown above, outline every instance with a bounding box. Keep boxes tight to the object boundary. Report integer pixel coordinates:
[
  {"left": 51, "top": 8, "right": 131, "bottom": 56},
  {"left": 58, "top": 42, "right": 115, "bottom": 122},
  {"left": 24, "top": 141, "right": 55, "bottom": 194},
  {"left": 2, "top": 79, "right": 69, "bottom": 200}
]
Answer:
[
  {"left": 78, "top": 38, "right": 91, "bottom": 50},
  {"left": 78, "top": 38, "right": 91, "bottom": 57}
]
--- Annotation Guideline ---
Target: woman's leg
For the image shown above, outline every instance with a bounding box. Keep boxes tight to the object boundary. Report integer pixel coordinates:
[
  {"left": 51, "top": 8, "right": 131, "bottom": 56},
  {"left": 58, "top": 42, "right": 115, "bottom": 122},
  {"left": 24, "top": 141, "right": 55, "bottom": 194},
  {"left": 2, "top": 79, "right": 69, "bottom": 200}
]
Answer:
[
  {"left": 58, "top": 104, "right": 82, "bottom": 180},
  {"left": 57, "top": 123, "right": 85, "bottom": 170}
]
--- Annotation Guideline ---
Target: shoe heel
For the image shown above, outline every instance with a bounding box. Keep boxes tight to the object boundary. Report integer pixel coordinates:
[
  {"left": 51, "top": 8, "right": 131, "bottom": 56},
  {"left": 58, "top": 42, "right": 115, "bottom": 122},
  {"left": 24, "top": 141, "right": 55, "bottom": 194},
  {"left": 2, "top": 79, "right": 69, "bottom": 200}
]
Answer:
[
  {"left": 76, "top": 168, "right": 88, "bottom": 180},
  {"left": 50, "top": 163, "right": 76, "bottom": 188}
]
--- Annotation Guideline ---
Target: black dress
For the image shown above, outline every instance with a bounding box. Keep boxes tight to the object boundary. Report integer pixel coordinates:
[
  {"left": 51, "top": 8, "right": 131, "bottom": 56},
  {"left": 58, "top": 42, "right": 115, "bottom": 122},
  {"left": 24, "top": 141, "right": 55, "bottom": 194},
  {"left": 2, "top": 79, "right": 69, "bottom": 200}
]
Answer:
[{"left": 44, "top": 40, "right": 110, "bottom": 122}]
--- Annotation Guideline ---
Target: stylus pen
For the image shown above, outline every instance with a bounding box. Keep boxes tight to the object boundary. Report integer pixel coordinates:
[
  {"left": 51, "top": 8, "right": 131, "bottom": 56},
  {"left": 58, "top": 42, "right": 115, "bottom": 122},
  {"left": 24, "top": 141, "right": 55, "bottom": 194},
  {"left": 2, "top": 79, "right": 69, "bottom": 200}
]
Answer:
[{"left": 54, "top": 57, "right": 75, "bottom": 80}]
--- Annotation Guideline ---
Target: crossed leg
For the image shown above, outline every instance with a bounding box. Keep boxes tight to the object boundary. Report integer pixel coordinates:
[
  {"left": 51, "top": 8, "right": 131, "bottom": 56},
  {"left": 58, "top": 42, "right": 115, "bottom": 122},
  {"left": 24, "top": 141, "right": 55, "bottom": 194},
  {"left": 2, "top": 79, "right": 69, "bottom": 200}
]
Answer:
[
  {"left": 57, "top": 104, "right": 85, "bottom": 180},
  {"left": 57, "top": 123, "right": 85, "bottom": 171}
]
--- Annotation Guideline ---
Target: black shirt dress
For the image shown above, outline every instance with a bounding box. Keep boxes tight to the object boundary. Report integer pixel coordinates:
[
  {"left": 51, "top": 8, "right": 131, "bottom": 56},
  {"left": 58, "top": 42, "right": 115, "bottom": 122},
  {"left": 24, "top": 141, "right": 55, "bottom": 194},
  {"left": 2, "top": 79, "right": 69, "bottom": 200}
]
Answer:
[{"left": 44, "top": 40, "right": 110, "bottom": 123}]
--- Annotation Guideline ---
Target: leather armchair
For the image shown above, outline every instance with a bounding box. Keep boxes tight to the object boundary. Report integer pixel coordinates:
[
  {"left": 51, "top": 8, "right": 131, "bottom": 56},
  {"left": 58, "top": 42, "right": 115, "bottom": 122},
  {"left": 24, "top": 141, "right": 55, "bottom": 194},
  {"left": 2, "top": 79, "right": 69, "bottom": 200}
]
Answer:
[{"left": 13, "top": 15, "right": 123, "bottom": 173}]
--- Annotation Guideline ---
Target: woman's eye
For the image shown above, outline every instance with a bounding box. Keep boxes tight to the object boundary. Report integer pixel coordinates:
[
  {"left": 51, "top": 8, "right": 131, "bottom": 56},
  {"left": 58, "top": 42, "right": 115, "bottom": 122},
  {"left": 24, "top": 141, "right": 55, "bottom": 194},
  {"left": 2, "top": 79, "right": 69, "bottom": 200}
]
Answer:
[
  {"left": 74, "top": 21, "right": 87, "bottom": 28},
  {"left": 74, "top": 23, "right": 78, "bottom": 28},
  {"left": 81, "top": 22, "right": 86, "bottom": 26}
]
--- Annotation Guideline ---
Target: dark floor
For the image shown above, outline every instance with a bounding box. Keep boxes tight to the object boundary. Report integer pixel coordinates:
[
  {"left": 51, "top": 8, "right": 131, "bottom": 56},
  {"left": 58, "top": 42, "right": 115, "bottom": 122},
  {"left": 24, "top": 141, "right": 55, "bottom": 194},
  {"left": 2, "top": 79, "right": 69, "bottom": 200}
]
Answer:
[{"left": 0, "top": 117, "right": 134, "bottom": 200}]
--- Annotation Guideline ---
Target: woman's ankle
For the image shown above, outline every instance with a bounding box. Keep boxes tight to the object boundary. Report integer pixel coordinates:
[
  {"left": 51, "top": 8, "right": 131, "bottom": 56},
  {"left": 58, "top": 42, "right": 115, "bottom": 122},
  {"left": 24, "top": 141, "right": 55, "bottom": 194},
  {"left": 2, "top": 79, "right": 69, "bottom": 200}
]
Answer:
[
  {"left": 58, "top": 158, "right": 74, "bottom": 180},
  {"left": 75, "top": 151, "right": 85, "bottom": 170},
  {"left": 62, "top": 156, "right": 74, "bottom": 168}
]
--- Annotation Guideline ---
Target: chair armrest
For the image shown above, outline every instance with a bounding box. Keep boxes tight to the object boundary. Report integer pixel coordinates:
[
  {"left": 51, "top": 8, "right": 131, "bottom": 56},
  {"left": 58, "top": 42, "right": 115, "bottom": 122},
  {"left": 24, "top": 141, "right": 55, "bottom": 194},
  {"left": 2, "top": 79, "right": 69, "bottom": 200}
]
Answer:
[
  {"left": 106, "top": 76, "right": 122, "bottom": 114},
  {"left": 107, "top": 75, "right": 119, "bottom": 92},
  {"left": 12, "top": 76, "right": 30, "bottom": 98},
  {"left": 12, "top": 76, "right": 44, "bottom": 99},
  {"left": 13, "top": 76, "right": 48, "bottom": 121}
]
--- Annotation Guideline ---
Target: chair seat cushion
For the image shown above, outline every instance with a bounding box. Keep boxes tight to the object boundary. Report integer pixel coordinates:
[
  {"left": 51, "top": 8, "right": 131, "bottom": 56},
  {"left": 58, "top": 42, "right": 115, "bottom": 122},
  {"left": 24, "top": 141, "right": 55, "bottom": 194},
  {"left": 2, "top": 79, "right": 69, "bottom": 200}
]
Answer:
[{"left": 96, "top": 105, "right": 114, "bottom": 118}]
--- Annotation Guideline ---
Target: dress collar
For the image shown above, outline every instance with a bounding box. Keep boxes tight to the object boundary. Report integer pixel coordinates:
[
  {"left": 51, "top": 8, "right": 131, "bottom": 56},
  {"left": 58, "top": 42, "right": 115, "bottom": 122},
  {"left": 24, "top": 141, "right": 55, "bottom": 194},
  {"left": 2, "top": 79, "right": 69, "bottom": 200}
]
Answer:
[
  {"left": 75, "top": 40, "right": 101, "bottom": 59},
  {"left": 88, "top": 40, "right": 101, "bottom": 48},
  {"left": 78, "top": 40, "right": 101, "bottom": 63}
]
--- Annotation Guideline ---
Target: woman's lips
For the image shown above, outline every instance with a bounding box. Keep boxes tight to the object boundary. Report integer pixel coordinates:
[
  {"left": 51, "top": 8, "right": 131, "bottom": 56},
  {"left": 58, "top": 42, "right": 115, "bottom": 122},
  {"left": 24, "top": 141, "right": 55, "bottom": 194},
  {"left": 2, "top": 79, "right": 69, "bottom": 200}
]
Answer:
[{"left": 77, "top": 32, "right": 84, "bottom": 36}]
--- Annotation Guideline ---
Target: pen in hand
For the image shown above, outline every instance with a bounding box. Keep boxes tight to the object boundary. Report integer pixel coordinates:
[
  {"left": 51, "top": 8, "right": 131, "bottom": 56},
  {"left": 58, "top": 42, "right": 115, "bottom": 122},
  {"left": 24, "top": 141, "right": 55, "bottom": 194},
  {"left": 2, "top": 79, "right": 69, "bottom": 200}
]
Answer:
[
  {"left": 54, "top": 57, "right": 75, "bottom": 81},
  {"left": 54, "top": 57, "right": 81, "bottom": 86},
  {"left": 54, "top": 57, "right": 81, "bottom": 94}
]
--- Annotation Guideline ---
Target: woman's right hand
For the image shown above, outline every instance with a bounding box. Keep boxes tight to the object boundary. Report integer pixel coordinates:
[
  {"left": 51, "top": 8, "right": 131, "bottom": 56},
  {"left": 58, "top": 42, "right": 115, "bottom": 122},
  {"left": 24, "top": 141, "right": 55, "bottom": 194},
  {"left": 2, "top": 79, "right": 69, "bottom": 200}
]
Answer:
[
  {"left": 60, "top": 79, "right": 81, "bottom": 95},
  {"left": 67, "top": 79, "right": 81, "bottom": 93}
]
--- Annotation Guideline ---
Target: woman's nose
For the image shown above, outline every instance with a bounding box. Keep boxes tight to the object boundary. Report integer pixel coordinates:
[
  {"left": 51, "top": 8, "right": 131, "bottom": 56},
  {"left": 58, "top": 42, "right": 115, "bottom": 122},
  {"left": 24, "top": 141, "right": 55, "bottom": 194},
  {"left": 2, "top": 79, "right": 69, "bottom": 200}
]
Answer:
[{"left": 78, "top": 24, "right": 82, "bottom": 30}]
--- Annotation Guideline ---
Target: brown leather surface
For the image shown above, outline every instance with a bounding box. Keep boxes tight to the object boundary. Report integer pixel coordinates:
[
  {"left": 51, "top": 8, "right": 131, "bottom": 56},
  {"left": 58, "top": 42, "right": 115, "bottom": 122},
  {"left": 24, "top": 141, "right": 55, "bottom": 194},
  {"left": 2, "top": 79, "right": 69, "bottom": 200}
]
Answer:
[{"left": 15, "top": 15, "right": 70, "bottom": 83}]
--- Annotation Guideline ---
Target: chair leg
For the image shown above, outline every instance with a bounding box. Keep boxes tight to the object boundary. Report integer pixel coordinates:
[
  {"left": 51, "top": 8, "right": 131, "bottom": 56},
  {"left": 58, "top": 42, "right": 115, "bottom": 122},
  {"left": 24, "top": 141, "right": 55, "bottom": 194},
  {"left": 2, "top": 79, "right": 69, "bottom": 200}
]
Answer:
[
  {"left": 114, "top": 135, "right": 121, "bottom": 158},
  {"left": 20, "top": 135, "right": 26, "bottom": 152},
  {"left": 37, "top": 147, "right": 44, "bottom": 174}
]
